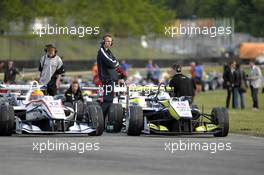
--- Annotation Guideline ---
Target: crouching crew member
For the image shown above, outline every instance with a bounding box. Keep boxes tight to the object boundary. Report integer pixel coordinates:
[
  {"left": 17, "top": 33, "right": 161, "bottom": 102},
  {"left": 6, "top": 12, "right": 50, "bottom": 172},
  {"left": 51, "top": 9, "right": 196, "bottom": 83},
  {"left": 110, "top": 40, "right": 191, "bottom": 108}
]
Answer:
[
  {"left": 65, "top": 80, "right": 83, "bottom": 103},
  {"left": 169, "top": 64, "right": 196, "bottom": 102}
]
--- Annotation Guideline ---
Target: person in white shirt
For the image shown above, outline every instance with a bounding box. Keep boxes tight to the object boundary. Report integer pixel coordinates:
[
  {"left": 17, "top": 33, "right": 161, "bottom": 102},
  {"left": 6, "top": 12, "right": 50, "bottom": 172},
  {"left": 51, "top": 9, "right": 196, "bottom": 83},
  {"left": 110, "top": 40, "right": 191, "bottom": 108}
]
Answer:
[
  {"left": 248, "top": 61, "right": 262, "bottom": 110},
  {"left": 39, "top": 44, "right": 65, "bottom": 96}
]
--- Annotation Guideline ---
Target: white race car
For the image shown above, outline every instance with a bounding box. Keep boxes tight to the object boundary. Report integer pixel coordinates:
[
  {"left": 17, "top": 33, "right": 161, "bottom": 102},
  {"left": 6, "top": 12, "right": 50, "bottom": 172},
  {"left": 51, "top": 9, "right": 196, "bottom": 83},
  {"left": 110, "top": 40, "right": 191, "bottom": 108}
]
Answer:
[{"left": 0, "top": 81, "right": 104, "bottom": 136}]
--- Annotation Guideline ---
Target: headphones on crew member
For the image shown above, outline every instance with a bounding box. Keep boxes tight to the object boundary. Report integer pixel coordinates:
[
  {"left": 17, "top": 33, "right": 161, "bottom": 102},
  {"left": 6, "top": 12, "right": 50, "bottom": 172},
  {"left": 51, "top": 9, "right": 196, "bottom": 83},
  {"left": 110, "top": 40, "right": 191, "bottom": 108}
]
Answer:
[
  {"left": 101, "top": 34, "right": 113, "bottom": 46},
  {"left": 172, "top": 64, "right": 182, "bottom": 73},
  {"left": 44, "top": 44, "right": 58, "bottom": 54}
]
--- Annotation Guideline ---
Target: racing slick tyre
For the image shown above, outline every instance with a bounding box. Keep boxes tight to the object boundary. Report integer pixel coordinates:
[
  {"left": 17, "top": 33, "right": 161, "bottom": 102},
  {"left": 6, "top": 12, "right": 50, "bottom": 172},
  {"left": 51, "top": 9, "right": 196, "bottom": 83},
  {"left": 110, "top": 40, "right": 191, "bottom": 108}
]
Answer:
[
  {"left": 63, "top": 102, "right": 74, "bottom": 120},
  {"left": 8, "top": 96, "right": 18, "bottom": 106},
  {"left": 127, "top": 105, "right": 143, "bottom": 136},
  {"left": 191, "top": 104, "right": 200, "bottom": 120},
  {"left": 86, "top": 105, "right": 104, "bottom": 136},
  {"left": 0, "top": 103, "right": 15, "bottom": 136},
  {"left": 212, "top": 107, "right": 229, "bottom": 137},
  {"left": 107, "top": 103, "right": 123, "bottom": 133},
  {"left": 64, "top": 101, "right": 85, "bottom": 121},
  {"left": 86, "top": 101, "right": 100, "bottom": 106}
]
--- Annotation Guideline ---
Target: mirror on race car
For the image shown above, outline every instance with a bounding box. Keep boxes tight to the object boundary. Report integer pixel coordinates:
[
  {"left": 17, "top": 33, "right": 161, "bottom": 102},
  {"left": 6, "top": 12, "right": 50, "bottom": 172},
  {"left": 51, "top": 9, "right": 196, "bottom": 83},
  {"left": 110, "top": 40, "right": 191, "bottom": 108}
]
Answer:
[{"left": 17, "top": 96, "right": 26, "bottom": 101}]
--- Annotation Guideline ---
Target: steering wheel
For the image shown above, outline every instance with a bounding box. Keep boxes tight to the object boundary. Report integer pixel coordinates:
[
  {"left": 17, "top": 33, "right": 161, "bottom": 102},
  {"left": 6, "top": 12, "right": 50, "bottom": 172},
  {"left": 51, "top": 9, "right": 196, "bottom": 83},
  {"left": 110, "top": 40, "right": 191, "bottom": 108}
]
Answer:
[
  {"left": 164, "top": 84, "right": 171, "bottom": 93},
  {"left": 145, "top": 83, "right": 170, "bottom": 102},
  {"left": 149, "top": 83, "right": 165, "bottom": 100},
  {"left": 155, "top": 83, "right": 168, "bottom": 98}
]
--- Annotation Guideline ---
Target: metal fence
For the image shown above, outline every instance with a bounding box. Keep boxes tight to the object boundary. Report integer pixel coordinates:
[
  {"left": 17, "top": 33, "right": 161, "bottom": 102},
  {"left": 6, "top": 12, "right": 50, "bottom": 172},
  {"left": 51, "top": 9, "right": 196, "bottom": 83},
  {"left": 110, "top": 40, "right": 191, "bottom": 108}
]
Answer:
[{"left": 0, "top": 34, "right": 263, "bottom": 62}]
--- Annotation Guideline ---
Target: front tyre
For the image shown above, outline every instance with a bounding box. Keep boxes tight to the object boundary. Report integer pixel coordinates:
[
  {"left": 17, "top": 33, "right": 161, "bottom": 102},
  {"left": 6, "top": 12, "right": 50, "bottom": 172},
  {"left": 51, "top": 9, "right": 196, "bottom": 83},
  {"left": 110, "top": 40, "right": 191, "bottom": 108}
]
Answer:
[
  {"left": 107, "top": 103, "right": 123, "bottom": 133},
  {"left": 0, "top": 103, "right": 15, "bottom": 136},
  {"left": 212, "top": 107, "right": 229, "bottom": 137},
  {"left": 126, "top": 106, "right": 143, "bottom": 136},
  {"left": 86, "top": 105, "right": 104, "bottom": 136}
]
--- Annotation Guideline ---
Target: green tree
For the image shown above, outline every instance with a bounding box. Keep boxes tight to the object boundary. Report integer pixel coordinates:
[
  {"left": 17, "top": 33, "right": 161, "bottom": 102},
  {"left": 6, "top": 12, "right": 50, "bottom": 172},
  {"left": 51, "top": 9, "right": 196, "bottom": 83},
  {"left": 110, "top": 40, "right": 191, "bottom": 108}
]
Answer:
[{"left": 163, "top": 0, "right": 264, "bottom": 37}]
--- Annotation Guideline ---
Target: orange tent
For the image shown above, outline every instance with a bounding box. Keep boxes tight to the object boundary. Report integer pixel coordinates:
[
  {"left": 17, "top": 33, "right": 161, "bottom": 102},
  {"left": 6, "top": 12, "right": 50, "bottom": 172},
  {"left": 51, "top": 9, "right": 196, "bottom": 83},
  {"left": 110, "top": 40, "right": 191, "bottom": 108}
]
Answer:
[{"left": 239, "top": 43, "right": 264, "bottom": 60}]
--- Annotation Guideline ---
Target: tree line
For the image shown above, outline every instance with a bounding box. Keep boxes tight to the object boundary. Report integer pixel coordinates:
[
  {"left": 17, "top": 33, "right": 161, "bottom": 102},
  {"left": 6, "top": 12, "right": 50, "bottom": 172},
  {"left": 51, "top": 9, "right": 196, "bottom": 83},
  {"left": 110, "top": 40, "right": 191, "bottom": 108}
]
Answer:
[{"left": 0, "top": 0, "right": 263, "bottom": 37}]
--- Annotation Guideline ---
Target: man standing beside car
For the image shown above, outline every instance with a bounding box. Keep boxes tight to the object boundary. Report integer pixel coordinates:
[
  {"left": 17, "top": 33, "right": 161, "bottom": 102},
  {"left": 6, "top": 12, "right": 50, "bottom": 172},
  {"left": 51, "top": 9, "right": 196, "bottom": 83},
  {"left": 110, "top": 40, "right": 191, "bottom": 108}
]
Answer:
[
  {"left": 39, "top": 44, "right": 65, "bottom": 96},
  {"left": 97, "top": 34, "right": 123, "bottom": 119},
  {"left": 169, "top": 64, "right": 196, "bottom": 103}
]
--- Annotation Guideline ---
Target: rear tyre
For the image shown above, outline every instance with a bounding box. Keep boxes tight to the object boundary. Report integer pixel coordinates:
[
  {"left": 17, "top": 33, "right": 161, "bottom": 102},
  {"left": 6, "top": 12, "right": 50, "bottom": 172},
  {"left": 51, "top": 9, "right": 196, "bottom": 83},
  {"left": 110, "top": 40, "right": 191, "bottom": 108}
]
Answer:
[
  {"left": 212, "top": 107, "right": 229, "bottom": 137},
  {"left": 127, "top": 106, "right": 143, "bottom": 136},
  {"left": 86, "top": 101, "right": 100, "bottom": 106},
  {"left": 0, "top": 103, "right": 15, "bottom": 136},
  {"left": 107, "top": 103, "right": 123, "bottom": 132},
  {"left": 87, "top": 105, "right": 104, "bottom": 136}
]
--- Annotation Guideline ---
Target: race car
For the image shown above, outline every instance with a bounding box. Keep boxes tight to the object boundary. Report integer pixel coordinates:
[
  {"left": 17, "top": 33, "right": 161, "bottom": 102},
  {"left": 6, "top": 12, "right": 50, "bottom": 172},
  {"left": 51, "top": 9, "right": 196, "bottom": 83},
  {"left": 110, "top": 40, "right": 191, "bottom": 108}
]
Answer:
[
  {"left": 53, "top": 84, "right": 124, "bottom": 134},
  {"left": 0, "top": 81, "right": 104, "bottom": 136},
  {"left": 124, "top": 83, "right": 229, "bottom": 137}
]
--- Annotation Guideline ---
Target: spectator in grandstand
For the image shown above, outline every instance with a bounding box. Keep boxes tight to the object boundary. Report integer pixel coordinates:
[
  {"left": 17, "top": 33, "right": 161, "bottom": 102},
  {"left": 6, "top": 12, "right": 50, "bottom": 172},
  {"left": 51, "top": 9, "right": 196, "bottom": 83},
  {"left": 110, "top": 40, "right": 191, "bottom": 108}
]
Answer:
[
  {"left": 0, "top": 62, "right": 4, "bottom": 73},
  {"left": 91, "top": 62, "right": 102, "bottom": 87},
  {"left": 4, "top": 61, "right": 21, "bottom": 84},
  {"left": 247, "top": 61, "right": 262, "bottom": 110},
  {"left": 160, "top": 70, "right": 171, "bottom": 85},
  {"left": 120, "top": 60, "right": 129, "bottom": 74},
  {"left": 152, "top": 63, "right": 161, "bottom": 85},
  {"left": 190, "top": 61, "right": 196, "bottom": 79},
  {"left": 194, "top": 62, "right": 203, "bottom": 93},
  {"left": 146, "top": 60, "right": 154, "bottom": 82},
  {"left": 233, "top": 63, "right": 247, "bottom": 109},
  {"left": 223, "top": 60, "right": 236, "bottom": 109},
  {"left": 92, "top": 62, "right": 98, "bottom": 77}
]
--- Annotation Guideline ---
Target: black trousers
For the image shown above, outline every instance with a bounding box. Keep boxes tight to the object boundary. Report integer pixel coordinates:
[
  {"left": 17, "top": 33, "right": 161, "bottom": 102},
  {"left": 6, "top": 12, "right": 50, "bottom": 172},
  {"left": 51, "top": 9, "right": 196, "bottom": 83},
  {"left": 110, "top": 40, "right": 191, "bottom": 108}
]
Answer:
[
  {"left": 226, "top": 87, "right": 232, "bottom": 108},
  {"left": 101, "top": 81, "right": 115, "bottom": 119},
  {"left": 46, "top": 79, "right": 57, "bottom": 96},
  {"left": 250, "top": 86, "right": 259, "bottom": 108}
]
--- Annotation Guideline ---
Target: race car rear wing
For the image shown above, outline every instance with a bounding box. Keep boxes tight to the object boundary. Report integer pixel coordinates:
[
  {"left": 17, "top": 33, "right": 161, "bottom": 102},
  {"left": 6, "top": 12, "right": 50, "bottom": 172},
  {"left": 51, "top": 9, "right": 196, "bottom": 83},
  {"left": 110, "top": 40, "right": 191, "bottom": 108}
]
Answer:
[
  {"left": 0, "top": 81, "right": 43, "bottom": 102},
  {"left": 0, "top": 83, "right": 173, "bottom": 93},
  {"left": 0, "top": 81, "right": 43, "bottom": 91}
]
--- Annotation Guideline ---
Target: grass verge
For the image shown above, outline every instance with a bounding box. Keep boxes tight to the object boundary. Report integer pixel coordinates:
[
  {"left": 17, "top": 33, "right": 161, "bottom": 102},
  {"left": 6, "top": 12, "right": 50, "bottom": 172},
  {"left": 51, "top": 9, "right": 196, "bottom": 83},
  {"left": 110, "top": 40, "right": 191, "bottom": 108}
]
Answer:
[{"left": 194, "top": 90, "right": 264, "bottom": 137}]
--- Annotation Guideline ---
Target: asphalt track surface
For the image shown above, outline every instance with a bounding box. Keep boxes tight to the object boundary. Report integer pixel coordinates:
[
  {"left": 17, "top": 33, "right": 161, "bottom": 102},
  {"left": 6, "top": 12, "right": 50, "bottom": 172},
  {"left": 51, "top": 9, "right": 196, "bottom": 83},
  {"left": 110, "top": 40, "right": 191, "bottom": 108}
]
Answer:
[{"left": 0, "top": 133, "right": 263, "bottom": 175}]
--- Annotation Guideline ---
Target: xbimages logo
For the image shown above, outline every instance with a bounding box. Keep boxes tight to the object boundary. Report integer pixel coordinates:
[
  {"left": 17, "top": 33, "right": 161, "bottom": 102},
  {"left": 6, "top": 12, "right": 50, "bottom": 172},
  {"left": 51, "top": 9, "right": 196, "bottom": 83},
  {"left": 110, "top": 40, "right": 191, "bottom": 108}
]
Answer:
[
  {"left": 164, "top": 140, "right": 232, "bottom": 154},
  {"left": 165, "top": 24, "right": 232, "bottom": 38},
  {"left": 32, "top": 140, "right": 100, "bottom": 154},
  {"left": 33, "top": 24, "right": 100, "bottom": 37}
]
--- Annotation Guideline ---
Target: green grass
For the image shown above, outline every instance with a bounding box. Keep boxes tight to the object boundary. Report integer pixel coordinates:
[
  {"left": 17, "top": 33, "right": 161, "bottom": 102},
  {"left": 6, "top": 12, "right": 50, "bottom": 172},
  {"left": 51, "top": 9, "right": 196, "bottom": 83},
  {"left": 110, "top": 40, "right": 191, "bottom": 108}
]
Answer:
[
  {"left": 194, "top": 90, "right": 264, "bottom": 137},
  {"left": 0, "top": 36, "right": 177, "bottom": 61}
]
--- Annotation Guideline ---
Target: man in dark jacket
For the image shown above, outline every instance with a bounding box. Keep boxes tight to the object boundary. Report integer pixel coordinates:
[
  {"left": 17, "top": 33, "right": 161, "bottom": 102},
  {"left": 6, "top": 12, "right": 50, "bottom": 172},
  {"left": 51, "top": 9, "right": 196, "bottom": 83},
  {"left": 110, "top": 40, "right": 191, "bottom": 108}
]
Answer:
[
  {"left": 4, "top": 61, "right": 21, "bottom": 84},
  {"left": 223, "top": 60, "right": 236, "bottom": 108},
  {"left": 97, "top": 34, "right": 120, "bottom": 118},
  {"left": 169, "top": 64, "right": 196, "bottom": 102},
  {"left": 233, "top": 63, "right": 247, "bottom": 109}
]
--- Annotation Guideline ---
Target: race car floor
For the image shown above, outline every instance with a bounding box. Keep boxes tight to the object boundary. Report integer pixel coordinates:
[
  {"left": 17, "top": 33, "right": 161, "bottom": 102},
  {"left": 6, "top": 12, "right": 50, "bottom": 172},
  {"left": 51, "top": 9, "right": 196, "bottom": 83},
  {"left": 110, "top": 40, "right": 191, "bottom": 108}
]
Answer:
[{"left": 0, "top": 133, "right": 263, "bottom": 175}]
